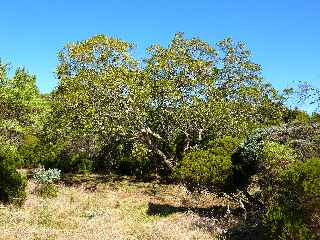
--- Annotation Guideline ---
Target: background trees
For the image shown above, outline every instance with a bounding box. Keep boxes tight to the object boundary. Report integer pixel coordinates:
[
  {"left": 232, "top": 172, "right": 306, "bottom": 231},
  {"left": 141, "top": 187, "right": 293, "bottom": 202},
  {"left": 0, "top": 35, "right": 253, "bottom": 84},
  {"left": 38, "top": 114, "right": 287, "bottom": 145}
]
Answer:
[{"left": 0, "top": 61, "right": 46, "bottom": 205}]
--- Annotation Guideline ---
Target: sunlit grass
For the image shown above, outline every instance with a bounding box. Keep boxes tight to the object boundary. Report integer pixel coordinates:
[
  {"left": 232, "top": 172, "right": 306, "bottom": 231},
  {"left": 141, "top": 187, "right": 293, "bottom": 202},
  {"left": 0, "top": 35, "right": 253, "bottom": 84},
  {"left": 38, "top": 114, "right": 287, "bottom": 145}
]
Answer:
[{"left": 0, "top": 175, "right": 237, "bottom": 240}]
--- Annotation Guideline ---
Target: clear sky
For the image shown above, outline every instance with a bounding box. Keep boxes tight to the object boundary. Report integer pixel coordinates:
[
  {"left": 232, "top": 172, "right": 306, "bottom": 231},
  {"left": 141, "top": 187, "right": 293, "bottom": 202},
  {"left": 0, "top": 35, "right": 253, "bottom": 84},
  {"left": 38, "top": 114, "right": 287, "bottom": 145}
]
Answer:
[{"left": 1, "top": 0, "right": 319, "bottom": 95}]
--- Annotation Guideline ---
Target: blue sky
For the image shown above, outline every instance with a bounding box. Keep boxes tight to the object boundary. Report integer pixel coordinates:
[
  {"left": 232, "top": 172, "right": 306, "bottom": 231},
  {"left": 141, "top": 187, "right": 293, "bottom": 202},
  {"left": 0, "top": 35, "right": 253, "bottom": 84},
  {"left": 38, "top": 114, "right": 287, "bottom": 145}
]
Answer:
[{"left": 1, "top": 0, "right": 319, "bottom": 96}]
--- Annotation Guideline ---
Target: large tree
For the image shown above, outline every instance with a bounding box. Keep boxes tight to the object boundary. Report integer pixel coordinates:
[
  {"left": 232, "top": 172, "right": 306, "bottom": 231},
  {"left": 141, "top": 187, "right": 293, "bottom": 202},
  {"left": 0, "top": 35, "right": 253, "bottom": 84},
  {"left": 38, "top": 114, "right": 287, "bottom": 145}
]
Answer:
[
  {"left": 141, "top": 33, "right": 285, "bottom": 170},
  {"left": 49, "top": 33, "right": 286, "bottom": 173},
  {"left": 47, "top": 35, "right": 144, "bottom": 160}
]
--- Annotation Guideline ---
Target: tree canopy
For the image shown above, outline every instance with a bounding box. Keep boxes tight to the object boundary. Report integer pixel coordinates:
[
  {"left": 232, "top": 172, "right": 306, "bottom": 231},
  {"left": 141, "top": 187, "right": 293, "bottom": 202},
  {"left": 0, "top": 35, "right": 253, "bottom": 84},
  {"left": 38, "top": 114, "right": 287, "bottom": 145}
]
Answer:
[{"left": 41, "top": 33, "right": 289, "bottom": 172}]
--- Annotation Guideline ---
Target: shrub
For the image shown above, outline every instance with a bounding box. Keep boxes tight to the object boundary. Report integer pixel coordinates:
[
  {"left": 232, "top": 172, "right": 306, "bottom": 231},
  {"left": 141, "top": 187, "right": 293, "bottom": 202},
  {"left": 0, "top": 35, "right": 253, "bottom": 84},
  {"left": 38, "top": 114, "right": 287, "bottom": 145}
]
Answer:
[
  {"left": 18, "top": 135, "right": 42, "bottom": 168},
  {"left": 117, "top": 142, "right": 152, "bottom": 177},
  {"left": 37, "top": 184, "right": 58, "bottom": 198},
  {"left": 232, "top": 123, "right": 320, "bottom": 187},
  {"left": 288, "top": 139, "right": 320, "bottom": 160},
  {"left": 59, "top": 153, "right": 93, "bottom": 174},
  {"left": 0, "top": 143, "right": 27, "bottom": 205},
  {"left": 206, "top": 136, "right": 242, "bottom": 156},
  {"left": 258, "top": 141, "right": 297, "bottom": 177},
  {"left": 231, "top": 128, "right": 270, "bottom": 186},
  {"left": 231, "top": 124, "right": 320, "bottom": 239},
  {"left": 39, "top": 141, "right": 93, "bottom": 174},
  {"left": 33, "top": 168, "right": 61, "bottom": 198},
  {"left": 174, "top": 149, "right": 233, "bottom": 192},
  {"left": 33, "top": 167, "right": 61, "bottom": 184},
  {"left": 264, "top": 158, "right": 320, "bottom": 239}
]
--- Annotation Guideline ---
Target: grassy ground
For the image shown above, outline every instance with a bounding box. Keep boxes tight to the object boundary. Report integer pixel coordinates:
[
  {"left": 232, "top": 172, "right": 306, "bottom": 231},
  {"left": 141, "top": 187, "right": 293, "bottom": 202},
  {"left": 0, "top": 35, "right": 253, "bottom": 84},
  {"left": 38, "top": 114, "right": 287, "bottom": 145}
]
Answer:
[{"left": 0, "top": 174, "right": 244, "bottom": 240}]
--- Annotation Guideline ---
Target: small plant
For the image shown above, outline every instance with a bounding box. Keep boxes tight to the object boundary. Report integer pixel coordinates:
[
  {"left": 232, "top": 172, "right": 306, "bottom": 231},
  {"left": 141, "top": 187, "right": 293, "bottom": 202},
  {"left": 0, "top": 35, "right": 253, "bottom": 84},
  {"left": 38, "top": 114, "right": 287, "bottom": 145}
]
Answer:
[
  {"left": 33, "top": 167, "right": 61, "bottom": 185},
  {"left": 38, "top": 184, "right": 58, "bottom": 198},
  {"left": 33, "top": 167, "right": 61, "bottom": 198}
]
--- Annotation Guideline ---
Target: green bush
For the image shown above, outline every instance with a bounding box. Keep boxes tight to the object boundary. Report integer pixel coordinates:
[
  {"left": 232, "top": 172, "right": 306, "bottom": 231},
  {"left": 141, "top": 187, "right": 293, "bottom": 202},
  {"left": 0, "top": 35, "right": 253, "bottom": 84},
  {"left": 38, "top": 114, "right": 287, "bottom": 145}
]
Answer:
[
  {"left": 18, "top": 141, "right": 41, "bottom": 168},
  {"left": 232, "top": 124, "right": 320, "bottom": 239},
  {"left": 206, "top": 136, "right": 242, "bottom": 156},
  {"left": 27, "top": 141, "right": 65, "bottom": 171},
  {"left": 60, "top": 153, "right": 93, "bottom": 174},
  {"left": 37, "top": 141, "right": 93, "bottom": 174},
  {"left": 93, "top": 136, "right": 134, "bottom": 173},
  {"left": 38, "top": 137, "right": 150, "bottom": 175},
  {"left": 0, "top": 143, "right": 27, "bottom": 205},
  {"left": 117, "top": 142, "right": 152, "bottom": 177},
  {"left": 174, "top": 149, "right": 233, "bottom": 192},
  {"left": 232, "top": 123, "right": 320, "bottom": 187},
  {"left": 288, "top": 139, "right": 320, "bottom": 160},
  {"left": 264, "top": 158, "right": 320, "bottom": 240},
  {"left": 258, "top": 141, "right": 297, "bottom": 177},
  {"left": 231, "top": 128, "right": 269, "bottom": 186}
]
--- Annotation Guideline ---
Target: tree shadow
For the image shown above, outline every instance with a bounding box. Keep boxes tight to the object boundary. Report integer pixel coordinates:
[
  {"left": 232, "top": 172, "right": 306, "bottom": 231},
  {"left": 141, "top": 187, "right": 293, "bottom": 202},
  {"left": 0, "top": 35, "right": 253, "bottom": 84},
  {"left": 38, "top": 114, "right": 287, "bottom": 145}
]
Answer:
[
  {"left": 225, "top": 221, "right": 269, "bottom": 240},
  {"left": 224, "top": 206, "right": 269, "bottom": 240},
  {"left": 147, "top": 202, "right": 241, "bottom": 218},
  {"left": 147, "top": 202, "right": 270, "bottom": 239}
]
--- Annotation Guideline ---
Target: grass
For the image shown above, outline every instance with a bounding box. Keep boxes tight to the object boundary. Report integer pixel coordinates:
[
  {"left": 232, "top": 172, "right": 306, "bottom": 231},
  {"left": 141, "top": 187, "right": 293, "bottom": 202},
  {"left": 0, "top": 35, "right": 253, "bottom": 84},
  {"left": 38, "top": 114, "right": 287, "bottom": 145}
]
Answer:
[{"left": 0, "top": 174, "right": 243, "bottom": 240}]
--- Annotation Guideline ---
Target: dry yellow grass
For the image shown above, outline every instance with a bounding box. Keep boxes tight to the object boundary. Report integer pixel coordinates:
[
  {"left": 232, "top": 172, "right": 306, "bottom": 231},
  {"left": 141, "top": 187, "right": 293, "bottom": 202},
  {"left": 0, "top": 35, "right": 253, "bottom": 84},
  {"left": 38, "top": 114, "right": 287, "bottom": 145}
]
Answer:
[{"left": 0, "top": 175, "right": 239, "bottom": 240}]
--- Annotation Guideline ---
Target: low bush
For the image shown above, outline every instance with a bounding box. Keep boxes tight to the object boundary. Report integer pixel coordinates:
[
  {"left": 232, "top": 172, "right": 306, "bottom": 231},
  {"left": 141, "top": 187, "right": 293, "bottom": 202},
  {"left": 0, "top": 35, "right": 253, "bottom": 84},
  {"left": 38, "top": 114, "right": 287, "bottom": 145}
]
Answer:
[
  {"left": 33, "top": 167, "right": 61, "bottom": 198},
  {"left": 58, "top": 153, "right": 93, "bottom": 174},
  {"left": 233, "top": 123, "right": 320, "bottom": 239},
  {"left": 174, "top": 149, "right": 233, "bottom": 192},
  {"left": 258, "top": 141, "right": 297, "bottom": 178},
  {"left": 33, "top": 167, "right": 61, "bottom": 184},
  {"left": 117, "top": 142, "right": 152, "bottom": 177},
  {"left": 232, "top": 123, "right": 320, "bottom": 187},
  {"left": 37, "top": 183, "right": 58, "bottom": 198},
  {"left": 36, "top": 141, "right": 94, "bottom": 174}
]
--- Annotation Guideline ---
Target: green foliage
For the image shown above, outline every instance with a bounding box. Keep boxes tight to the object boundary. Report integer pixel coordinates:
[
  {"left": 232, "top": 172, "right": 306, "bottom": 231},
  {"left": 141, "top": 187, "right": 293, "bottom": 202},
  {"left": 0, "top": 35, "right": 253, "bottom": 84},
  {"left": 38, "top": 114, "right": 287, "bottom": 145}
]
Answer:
[
  {"left": 174, "top": 149, "right": 233, "bottom": 192},
  {"left": 117, "top": 142, "right": 152, "bottom": 177},
  {"left": 232, "top": 123, "right": 320, "bottom": 186},
  {"left": 33, "top": 168, "right": 60, "bottom": 198},
  {"left": 311, "top": 112, "right": 320, "bottom": 124},
  {"left": 234, "top": 124, "right": 320, "bottom": 239},
  {"left": 60, "top": 153, "right": 93, "bottom": 174},
  {"left": 264, "top": 158, "right": 320, "bottom": 239},
  {"left": 232, "top": 128, "right": 269, "bottom": 186},
  {"left": 33, "top": 168, "right": 61, "bottom": 184},
  {"left": 0, "top": 142, "right": 27, "bottom": 205},
  {"left": 258, "top": 141, "right": 297, "bottom": 177},
  {"left": 45, "top": 33, "right": 286, "bottom": 175},
  {"left": 17, "top": 134, "right": 41, "bottom": 168},
  {"left": 206, "top": 136, "right": 242, "bottom": 156},
  {"left": 0, "top": 66, "right": 48, "bottom": 134},
  {"left": 284, "top": 108, "right": 311, "bottom": 124}
]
